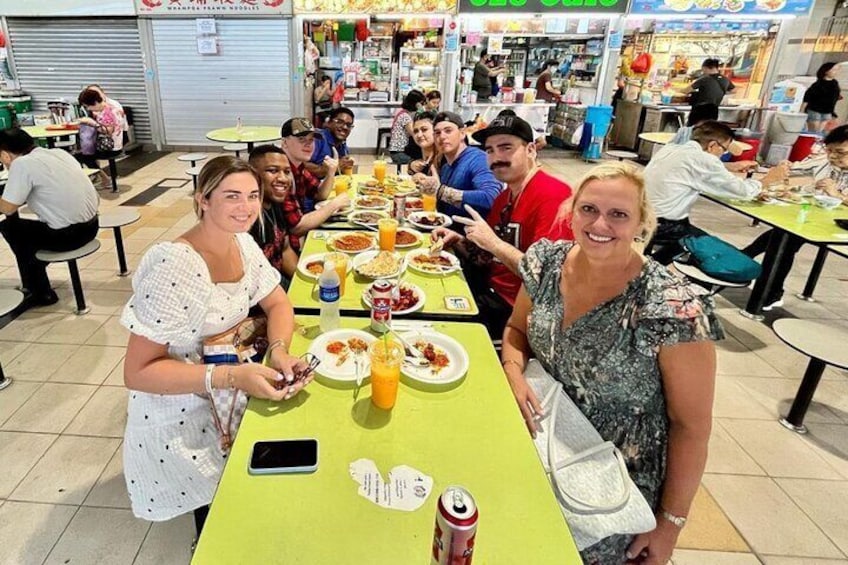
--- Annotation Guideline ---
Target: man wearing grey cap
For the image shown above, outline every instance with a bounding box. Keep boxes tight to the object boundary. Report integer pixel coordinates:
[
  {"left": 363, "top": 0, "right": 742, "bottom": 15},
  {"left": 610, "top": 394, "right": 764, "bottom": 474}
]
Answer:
[{"left": 413, "top": 111, "right": 502, "bottom": 221}]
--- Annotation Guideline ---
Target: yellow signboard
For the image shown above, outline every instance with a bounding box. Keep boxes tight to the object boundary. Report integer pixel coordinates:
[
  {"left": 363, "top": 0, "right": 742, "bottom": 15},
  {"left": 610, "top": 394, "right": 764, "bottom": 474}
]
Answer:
[{"left": 294, "top": 0, "right": 455, "bottom": 13}]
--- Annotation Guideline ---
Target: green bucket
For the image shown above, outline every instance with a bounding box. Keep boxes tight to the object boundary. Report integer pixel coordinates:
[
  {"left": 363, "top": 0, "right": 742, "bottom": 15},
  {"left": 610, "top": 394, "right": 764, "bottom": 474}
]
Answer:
[
  {"left": 1, "top": 96, "right": 32, "bottom": 114},
  {"left": 0, "top": 106, "right": 13, "bottom": 129}
]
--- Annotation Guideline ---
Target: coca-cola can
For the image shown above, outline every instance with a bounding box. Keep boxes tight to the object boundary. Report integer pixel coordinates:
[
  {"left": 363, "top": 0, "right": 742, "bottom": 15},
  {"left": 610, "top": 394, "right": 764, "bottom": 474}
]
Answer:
[
  {"left": 431, "top": 486, "right": 477, "bottom": 565},
  {"left": 393, "top": 194, "right": 406, "bottom": 221},
  {"left": 369, "top": 279, "right": 394, "bottom": 334}
]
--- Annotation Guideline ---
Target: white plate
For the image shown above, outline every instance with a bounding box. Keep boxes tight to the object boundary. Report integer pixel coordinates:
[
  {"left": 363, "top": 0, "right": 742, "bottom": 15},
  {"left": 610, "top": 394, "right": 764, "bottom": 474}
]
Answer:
[
  {"left": 404, "top": 249, "right": 461, "bottom": 276},
  {"left": 394, "top": 227, "right": 423, "bottom": 249},
  {"left": 355, "top": 196, "right": 391, "bottom": 210},
  {"left": 315, "top": 200, "right": 353, "bottom": 216},
  {"left": 361, "top": 282, "right": 426, "bottom": 316},
  {"left": 399, "top": 331, "right": 469, "bottom": 385},
  {"left": 296, "top": 253, "right": 353, "bottom": 280},
  {"left": 327, "top": 232, "right": 376, "bottom": 254},
  {"left": 352, "top": 250, "right": 405, "bottom": 279},
  {"left": 348, "top": 209, "right": 389, "bottom": 227},
  {"left": 307, "top": 329, "right": 376, "bottom": 382},
  {"left": 407, "top": 212, "right": 453, "bottom": 231}
]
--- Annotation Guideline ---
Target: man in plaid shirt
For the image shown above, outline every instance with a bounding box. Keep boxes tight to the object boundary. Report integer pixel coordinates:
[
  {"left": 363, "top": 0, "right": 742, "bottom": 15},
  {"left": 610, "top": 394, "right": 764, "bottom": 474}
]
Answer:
[{"left": 280, "top": 117, "right": 336, "bottom": 213}]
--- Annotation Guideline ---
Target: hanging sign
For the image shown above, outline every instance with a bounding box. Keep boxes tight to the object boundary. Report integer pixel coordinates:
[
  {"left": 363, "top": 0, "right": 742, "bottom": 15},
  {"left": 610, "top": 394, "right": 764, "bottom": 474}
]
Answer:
[
  {"left": 135, "top": 0, "right": 293, "bottom": 16},
  {"left": 629, "top": 0, "right": 813, "bottom": 16},
  {"left": 458, "top": 0, "right": 626, "bottom": 14},
  {"left": 294, "top": 0, "right": 455, "bottom": 13}
]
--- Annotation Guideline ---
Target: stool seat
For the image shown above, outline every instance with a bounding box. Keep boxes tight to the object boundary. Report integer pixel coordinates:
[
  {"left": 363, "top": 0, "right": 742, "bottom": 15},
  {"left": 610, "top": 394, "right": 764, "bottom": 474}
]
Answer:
[
  {"left": 605, "top": 150, "right": 639, "bottom": 161},
  {"left": 0, "top": 289, "right": 24, "bottom": 317},
  {"left": 36, "top": 239, "right": 101, "bottom": 263},
  {"left": 178, "top": 153, "right": 209, "bottom": 163},
  {"left": 775, "top": 319, "right": 848, "bottom": 369},
  {"left": 186, "top": 166, "right": 203, "bottom": 177},
  {"left": 223, "top": 143, "right": 248, "bottom": 152},
  {"left": 672, "top": 260, "right": 749, "bottom": 289},
  {"left": 100, "top": 209, "right": 141, "bottom": 229}
]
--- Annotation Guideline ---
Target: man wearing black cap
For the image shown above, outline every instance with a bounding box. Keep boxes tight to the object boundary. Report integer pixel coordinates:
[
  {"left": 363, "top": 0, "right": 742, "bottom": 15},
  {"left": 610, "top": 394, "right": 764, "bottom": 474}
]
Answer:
[
  {"left": 280, "top": 117, "right": 338, "bottom": 213},
  {"left": 433, "top": 115, "right": 572, "bottom": 337},
  {"left": 414, "top": 111, "right": 502, "bottom": 221}
]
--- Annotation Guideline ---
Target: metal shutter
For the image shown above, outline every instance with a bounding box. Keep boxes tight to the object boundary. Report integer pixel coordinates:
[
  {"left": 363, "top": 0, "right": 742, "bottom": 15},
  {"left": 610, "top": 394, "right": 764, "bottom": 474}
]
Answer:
[
  {"left": 5, "top": 17, "right": 151, "bottom": 143},
  {"left": 151, "top": 18, "right": 292, "bottom": 146}
]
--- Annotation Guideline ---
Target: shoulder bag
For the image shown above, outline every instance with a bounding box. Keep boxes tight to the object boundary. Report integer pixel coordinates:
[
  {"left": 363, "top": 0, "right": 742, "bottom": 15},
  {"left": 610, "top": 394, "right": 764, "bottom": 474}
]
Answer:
[{"left": 680, "top": 234, "right": 762, "bottom": 284}]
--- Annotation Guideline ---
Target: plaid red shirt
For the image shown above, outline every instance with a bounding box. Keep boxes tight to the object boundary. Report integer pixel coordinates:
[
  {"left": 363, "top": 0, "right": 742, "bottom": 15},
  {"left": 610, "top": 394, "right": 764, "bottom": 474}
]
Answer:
[
  {"left": 281, "top": 194, "right": 304, "bottom": 254},
  {"left": 292, "top": 162, "right": 321, "bottom": 212}
]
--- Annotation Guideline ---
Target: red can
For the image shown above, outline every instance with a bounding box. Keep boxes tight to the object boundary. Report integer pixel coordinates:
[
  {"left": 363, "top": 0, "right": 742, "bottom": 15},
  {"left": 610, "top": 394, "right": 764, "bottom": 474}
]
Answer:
[
  {"left": 369, "top": 279, "right": 394, "bottom": 333},
  {"left": 431, "top": 486, "right": 478, "bottom": 565},
  {"left": 393, "top": 194, "right": 406, "bottom": 221}
]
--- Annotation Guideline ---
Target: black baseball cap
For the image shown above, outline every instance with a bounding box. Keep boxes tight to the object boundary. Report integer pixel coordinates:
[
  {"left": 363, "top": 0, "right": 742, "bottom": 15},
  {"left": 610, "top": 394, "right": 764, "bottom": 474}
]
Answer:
[
  {"left": 281, "top": 117, "right": 318, "bottom": 138},
  {"left": 433, "top": 111, "right": 465, "bottom": 129},
  {"left": 472, "top": 115, "right": 535, "bottom": 145}
]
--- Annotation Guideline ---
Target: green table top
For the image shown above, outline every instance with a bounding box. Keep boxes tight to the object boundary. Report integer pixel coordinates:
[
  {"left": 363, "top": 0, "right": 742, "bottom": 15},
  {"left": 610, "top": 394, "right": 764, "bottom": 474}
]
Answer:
[
  {"left": 21, "top": 125, "right": 79, "bottom": 138},
  {"left": 205, "top": 126, "right": 281, "bottom": 144},
  {"left": 288, "top": 230, "right": 479, "bottom": 318},
  {"left": 192, "top": 317, "right": 578, "bottom": 564},
  {"left": 321, "top": 173, "right": 420, "bottom": 230},
  {"left": 705, "top": 194, "right": 848, "bottom": 244}
]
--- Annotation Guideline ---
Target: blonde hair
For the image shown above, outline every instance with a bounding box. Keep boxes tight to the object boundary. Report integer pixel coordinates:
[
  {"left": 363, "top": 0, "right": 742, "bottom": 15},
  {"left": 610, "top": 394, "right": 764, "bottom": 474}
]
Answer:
[
  {"left": 555, "top": 162, "right": 657, "bottom": 245},
  {"left": 193, "top": 155, "right": 262, "bottom": 219}
]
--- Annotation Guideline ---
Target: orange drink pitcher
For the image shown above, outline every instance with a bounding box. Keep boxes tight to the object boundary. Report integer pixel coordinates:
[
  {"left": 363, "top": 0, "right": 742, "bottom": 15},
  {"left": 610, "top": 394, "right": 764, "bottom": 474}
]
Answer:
[
  {"left": 378, "top": 218, "right": 398, "bottom": 251},
  {"left": 333, "top": 176, "right": 350, "bottom": 197},
  {"left": 327, "top": 252, "right": 348, "bottom": 296},
  {"left": 369, "top": 339, "right": 404, "bottom": 410}
]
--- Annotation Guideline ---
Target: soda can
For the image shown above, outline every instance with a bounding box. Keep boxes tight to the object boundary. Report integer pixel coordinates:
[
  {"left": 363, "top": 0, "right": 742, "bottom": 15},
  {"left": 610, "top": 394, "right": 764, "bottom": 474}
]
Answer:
[
  {"left": 393, "top": 194, "right": 406, "bottom": 222},
  {"left": 431, "top": 486, "right": 477, "bottom": 565},
  {"left": 369, "top": 279, "right": 394, "bottom": 334}
]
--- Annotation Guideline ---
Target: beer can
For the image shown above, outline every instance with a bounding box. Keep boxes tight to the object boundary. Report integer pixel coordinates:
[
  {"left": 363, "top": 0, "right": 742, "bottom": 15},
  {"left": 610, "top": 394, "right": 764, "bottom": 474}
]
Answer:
[
  {"left": 369, "top": 279, "right": 394, "bottom": 334},
  {"left": 393, "top": 194, "right": 406, "bottom": 221},
  {"left": 431, "top": 486, "right": 478, "bottom": 565}
]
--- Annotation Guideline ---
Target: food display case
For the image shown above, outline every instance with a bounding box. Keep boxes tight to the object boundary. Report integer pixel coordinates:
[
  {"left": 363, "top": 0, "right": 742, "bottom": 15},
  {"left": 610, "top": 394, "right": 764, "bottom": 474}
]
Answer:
[{"left": 398, "top": 48, "right": 442, "bottom": 98}]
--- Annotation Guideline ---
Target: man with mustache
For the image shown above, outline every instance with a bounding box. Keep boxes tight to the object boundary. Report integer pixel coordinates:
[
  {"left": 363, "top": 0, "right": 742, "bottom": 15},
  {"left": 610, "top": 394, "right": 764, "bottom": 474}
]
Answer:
[{"left": 433, "top": 115, "right": 572, "bottom": 337}]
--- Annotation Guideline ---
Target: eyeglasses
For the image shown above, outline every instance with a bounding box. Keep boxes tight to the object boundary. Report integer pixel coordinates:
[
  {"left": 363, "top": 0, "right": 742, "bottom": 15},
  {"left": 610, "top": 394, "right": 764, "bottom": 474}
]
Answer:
[
  {"left": 827, "top": 148, "right": 848, "bottom": 157},
  {"left": 331, "top": 118, "right": 354, "bottom": 129},
  {"left": 713, "top": 140, "right": 731, "bottom": 154}
]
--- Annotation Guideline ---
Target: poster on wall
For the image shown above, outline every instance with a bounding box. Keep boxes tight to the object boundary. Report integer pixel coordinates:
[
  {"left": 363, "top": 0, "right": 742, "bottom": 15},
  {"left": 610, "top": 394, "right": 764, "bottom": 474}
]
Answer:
[
  {"left": 135, "top": 0, "right": 292, "bottom": 16},
  {"left": 629, "top": 0, "right": 813, "bottom": 16}
]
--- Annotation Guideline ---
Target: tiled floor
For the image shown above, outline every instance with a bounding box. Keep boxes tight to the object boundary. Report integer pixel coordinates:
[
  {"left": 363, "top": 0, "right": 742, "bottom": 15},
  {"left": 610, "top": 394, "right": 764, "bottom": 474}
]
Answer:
[{"left": 0, "top": 150, "right": 846, "bottom": 564}]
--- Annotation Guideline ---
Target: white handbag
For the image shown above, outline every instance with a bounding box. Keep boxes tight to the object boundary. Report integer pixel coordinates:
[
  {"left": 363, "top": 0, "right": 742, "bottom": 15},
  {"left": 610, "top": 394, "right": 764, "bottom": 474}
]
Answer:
[{"left": 524, "top": 360, "right": 656, "bottom": 550}]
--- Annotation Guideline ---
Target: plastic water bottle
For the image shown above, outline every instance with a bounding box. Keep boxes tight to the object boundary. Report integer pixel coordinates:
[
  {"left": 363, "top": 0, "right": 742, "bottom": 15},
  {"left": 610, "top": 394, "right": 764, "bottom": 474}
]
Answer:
[
  {"left": 319, "top": 260, "right": 340, "bottom": 332},
  {"left": 235, "top": 116, "right": 243, "bottom": 135}
]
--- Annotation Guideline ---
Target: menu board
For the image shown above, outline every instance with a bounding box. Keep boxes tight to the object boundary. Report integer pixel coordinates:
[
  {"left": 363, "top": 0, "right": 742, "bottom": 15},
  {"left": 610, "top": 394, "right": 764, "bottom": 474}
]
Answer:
[
  {"left": 629, "top": 0, "right": 813, "bottom": 16},
  {"left": 295, "top": 0, "right": 456, "bottom": 13},
  {"left": 654, "top": 20, "right": 773, "bottom": 32},
  {"left": 458, "top": 0, "right": 626, "bottom": 14}
]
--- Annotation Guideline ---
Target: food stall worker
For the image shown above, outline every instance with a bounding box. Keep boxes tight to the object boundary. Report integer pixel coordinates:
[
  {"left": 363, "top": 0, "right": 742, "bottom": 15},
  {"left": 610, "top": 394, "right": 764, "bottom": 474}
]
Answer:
[
  {"left": 535, "top": 60, "right": 562, "bottom": 103},
  {"left": 644, "top": 121, "right": 787, "bottom": 265},
  {"left": 414, "top": 112, "right": 503, "bottom": 222},
  {"left": 680, "top": 59, "right": 735, "bottom": 108},
  {"left": 426, "top": 90, "right": 442, "bottom": 111},
  {"left": 432, "top": 115, "right": 573, "bottom": 338},
  {"left": 305, "top": 107, "right": 355, "bottom": 179},
  {"left": 473, "top": 50, "right": 505, "bottom": 99}
]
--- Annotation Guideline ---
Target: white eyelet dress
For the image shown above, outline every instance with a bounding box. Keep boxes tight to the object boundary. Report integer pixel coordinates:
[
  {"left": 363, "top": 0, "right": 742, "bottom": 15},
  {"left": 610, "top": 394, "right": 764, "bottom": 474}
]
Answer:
[{"left": 119, "top": 232, "right": 280, "bottom": 521}]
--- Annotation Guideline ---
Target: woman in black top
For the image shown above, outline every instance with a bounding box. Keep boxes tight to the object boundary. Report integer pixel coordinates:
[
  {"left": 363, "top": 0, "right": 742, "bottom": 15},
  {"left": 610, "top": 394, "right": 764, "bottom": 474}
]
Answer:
[{"left": 802, "top": 63, "right": 841, "bottom": 132}]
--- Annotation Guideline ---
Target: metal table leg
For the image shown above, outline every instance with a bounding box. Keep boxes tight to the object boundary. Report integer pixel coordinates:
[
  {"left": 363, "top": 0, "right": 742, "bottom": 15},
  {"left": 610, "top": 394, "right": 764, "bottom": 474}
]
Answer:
[
  {"left": 797, "top": 246, "right": 828, "bottom": 302},
  {"left": 68, "top": 260, "right": 90, "bottom": 315},
  {"left": 0, "top": 361, "right": 12, "bottom": 391},
  {"left": 779, "top": 357, "right": 826, "bottom": 434},
  {"left": 113, "top": 227, "right": 130, "bottom": 276},
  {"left": 742, "top": 229, "right": 790, "bottom": 321}
]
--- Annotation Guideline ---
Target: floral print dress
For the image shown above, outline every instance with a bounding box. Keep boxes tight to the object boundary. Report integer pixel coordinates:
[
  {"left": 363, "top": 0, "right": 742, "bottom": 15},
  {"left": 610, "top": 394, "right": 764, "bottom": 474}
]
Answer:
[{"left": 519, "top": 240, "right": 723, "bottom": 564}]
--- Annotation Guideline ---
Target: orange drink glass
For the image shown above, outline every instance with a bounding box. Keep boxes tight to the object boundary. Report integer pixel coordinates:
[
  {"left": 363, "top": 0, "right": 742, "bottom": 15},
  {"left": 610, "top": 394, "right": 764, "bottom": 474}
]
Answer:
[
  {"left": 421, "top": 185, "right": 437, "bottom": 212},
  {"left": 327, "top": 252, "right": 348, "bottom": 296},
  {"left": 333, "top": 176, "right": 350, "bottom": 197},
  {"left": 378, "top": 218, "right": 398, "bottom": 251},
  {"left": 369, "top": 339, "right": 404, "bottom": 410},
  {"left": 373, "top": 159, "right": 387, "bottom": 184}
]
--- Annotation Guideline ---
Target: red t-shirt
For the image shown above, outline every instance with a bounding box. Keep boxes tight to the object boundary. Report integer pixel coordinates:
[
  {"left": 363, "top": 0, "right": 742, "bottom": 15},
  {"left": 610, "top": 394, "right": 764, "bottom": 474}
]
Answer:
[{"left": 486, "top": 169, "right": 573, "bottom": 305}]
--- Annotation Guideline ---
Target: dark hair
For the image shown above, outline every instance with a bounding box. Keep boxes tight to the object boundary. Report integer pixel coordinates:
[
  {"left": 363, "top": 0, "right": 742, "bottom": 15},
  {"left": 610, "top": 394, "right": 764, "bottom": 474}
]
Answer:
[
  {"left": 702, "top": 58, "right": 720, "bottom": 70},
  {"left": 480, "top": 49, "right": 488, "bottom": 58},
  {"left": 824, "top": 124, "right": 848, "bottom": 146},
  {"left": 402, "top": 90, "right": 427, "bottom": 112},
  {"left": 692, "top": 120, "right": 735, "bottom": 147},
  {"left": 248, "top": 144, "right": 286, "bottom": 165},
  {"left": 0, "top": 128, "right": 36, "bottom": 155},
  {"left": 328, "top": 107, "right": 354, "bottom": 122},
  {"left": 425, "top": 90, "right": 441, "bottom": 101},
  {"left": 413, "top": 110, "right": 436, "bottom": 124},
  {"left": 817, "top": 62, "right": 838, "bottom": 81},
  {"left": 544, "top": 59, "right": 560, "bottom": 69},
  {"left": 687, "top": 103, "right": 719, "bottom": 126},
  {"left": 320, "top": 75, "right": 332, "bottom": 85},
  {"left": 78, "top": 88, "right": 103, "bottom": 107}
]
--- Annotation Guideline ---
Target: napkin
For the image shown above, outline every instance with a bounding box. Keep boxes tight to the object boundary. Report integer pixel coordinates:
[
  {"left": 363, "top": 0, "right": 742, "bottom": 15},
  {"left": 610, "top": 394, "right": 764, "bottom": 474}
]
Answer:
[{"left": 349, "top": 458, "right": 433, "bottom": 512}]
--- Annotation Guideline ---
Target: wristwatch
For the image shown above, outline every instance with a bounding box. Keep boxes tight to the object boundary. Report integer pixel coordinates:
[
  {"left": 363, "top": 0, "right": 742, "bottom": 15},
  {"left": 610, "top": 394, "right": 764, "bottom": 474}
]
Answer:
[{"left": 660, "top": 509, "right": 687, "bottom": 528}]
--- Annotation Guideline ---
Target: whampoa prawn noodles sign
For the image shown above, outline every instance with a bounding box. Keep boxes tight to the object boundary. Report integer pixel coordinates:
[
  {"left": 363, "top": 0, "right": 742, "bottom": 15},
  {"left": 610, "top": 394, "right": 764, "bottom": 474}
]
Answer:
[
  {"left": 135, "top": 0, "right": 292, "bottom": 16},
  {"left": 629, "top": 0, "right": 813, "bottom": 16},
  {"left": 458, "top": 0, "right": 626, "bottom": 13}
]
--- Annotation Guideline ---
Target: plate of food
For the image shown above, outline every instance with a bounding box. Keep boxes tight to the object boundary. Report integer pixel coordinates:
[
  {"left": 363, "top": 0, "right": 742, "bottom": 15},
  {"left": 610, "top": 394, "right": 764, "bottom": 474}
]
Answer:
[
  {"left": 327, "top": 232, "right": 376, "bottom": 254},
  {"left": 405, "top": 249, "right": 461, "bottom": 275},
  {"left": 399, "top": 331, "right": 469, "bottom": 385},
  {"left": 361, "top": 282, "right": 425, "bottom": 316},
  {"left": 407, "top": 211, "right": 453, "bottom": 231},
  {"left": 404, "top": 197, "right": 424, "bottom": 212},
  {"left": 296, "top": 253, "right": 353, "bottom": 280},
  {"left": 307, "top": 329, "right": 376, "bottom": 382},
  {"left": 315, "top": 200, "right": 353, "bottom": 216},
  {"left": 352, "top": 250, "right": 404, "bottom": 279},
  {"left": 348, "top": 209, "right": 389, "bottom": 227},
  {"left": 45, "top": 123, "right": 80, "bottom": 131},
  {"left": 394, "top": 227, "right": 423, "bottom": 249},
  {"left": 355, "top": 196, "right": 390, "bottom": 210}
]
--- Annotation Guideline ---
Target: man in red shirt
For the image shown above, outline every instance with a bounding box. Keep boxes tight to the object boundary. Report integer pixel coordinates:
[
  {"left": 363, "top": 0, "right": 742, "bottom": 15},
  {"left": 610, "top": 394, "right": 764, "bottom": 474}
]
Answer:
[{"left": 433, "top": 115, "right": 573, "bottom": 337}]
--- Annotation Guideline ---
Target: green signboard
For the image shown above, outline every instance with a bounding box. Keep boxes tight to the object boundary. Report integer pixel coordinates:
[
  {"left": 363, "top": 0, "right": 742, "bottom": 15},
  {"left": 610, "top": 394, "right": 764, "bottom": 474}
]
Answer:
[{"left": 458, "top": 0, "right": 626, "bottom": 12}]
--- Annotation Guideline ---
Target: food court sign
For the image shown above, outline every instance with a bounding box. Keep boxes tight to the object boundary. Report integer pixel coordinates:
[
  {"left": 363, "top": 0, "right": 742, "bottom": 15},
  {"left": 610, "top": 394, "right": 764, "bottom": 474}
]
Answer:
[
  {"left": 629, "top": 0, "right": 813, "bottom": 16},
  {"left": 458, "top": 0, "right": 626, "bottom": 13},
  {"left": 135, "top": 0, "right": 292, "bottom": 16}
]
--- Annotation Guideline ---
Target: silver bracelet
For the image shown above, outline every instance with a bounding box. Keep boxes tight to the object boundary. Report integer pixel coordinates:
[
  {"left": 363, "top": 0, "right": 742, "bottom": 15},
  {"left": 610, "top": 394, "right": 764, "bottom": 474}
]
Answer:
[{"left": 204, "top": 363, "right": 216, "bottom": 395}]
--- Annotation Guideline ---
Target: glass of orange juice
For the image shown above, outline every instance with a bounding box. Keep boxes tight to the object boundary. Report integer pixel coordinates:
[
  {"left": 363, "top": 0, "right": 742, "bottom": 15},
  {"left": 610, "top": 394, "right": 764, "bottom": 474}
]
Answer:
[
  {"left": 421, "top": 185, "right": 437, "bottom": 212},
  {"left": 333, "top": 175, "right": 349, "bottom": 197},
  {"left": 373, "top": 159, "right": 387, "bottom": 184},
  {"left": 327, "top": 252, "right": 348, "bottom": 296},
  {"left": 378, "top": 218, "right": 398, "bottom": 251},
  {"left": 369, "top": 339, "right": 404, "bottom": 410}
]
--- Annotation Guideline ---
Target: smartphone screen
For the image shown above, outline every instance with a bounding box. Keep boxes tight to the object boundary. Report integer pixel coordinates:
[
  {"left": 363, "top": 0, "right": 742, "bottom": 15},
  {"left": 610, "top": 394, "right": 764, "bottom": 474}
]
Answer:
[{"left": 249, "top": 439, "right": 318, "bottom": 473}]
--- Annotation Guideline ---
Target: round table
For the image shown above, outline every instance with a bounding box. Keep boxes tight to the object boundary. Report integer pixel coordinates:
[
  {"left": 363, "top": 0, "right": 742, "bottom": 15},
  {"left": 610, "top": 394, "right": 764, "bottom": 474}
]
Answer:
[
  {"left": 638, "top": 132, "right": 675, "bottom": 145},
  {"left": 205, "top": 127, "right": 281, "bottom": 152},
  {"left": 22, "top": 125, "right": 79, "bottom": 149}
]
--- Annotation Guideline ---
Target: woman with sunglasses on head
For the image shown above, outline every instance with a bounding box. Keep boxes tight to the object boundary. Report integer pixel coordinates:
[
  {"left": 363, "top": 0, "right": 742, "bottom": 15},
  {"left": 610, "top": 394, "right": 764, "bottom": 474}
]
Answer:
[{"left": 120, "top": 156, "right": 309, "bottom": 537}]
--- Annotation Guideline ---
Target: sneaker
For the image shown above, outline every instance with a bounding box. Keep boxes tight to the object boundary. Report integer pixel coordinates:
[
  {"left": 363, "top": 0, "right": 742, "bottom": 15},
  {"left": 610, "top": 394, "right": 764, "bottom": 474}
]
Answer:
[{"left": 762, "top": 297, "right": 784, "bottom": 311}]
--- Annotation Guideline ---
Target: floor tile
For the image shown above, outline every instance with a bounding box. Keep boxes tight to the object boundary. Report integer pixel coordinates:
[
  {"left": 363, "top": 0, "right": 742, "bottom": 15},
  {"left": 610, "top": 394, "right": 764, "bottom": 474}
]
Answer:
[
  {"left": 0, "top": 501, "right": 77, "bottom": 565},
  {"left": 0, "top": 340, "right": 30, "bottom": 366},
  {"left": 48, "top": 345, "right": 125, "bottom": 385},
  {"left": 803, "top": 423, "right": 848, "bottom": 480},
  {"left": 0, "top": 381, "right": 42, "bottom": 426},
  {"left": 0, "top": 432, "right": 57, "bottom": 498},
  {"left": 732, "top": 376, "right": 844, "bottom": 424},
  {"left": 721, "top": 419, "right": 842, "bottom": 479},
  {"left": 713, "top": 376, "right": 777, "bottom": 420},
  {"left": 0, "top": 312, "right": 66, "bottom": 342},
  {"left": 83, "top": 443, "right": 130, "bottom": 509},
  {"left": 65, "top": 386, "right": 127, "bottom": 438},
  {"left": 133, "top": 512, "right": 194, "bottom": 565},
  {"left": 2, "top": 383, "right": 96, "bottom": 434},
  {"left": 43, "top": 506, "right": 149, "bottom": 565},
  {"left": 703, "top": 474, "right": 843, "bottom": 558},
  {"left": 11, "top": 435, "right": 120, "bottom": 505},
  {"left": 777, "top": 478, "right": 848, "bottom": 555},
  {"left": 103, "top": 357, "right": 126, "bottom": 386},
  {"left": 85, "top": 315, "right": 130, "bottom": 347},
  {"left": 677, "top": 485, "right": 750, "bottom": 552},
  {"left": 3, "top": 343, "right": 80, "bottom": 382},
  {"left": 671, "top": 549, "right": 761, "bottom": 565},
  {"left": 34, "top": 313, "right": 109, "bottom": 345},
  {"left": 760, "top": 557, "right": 848, "bottom": 565},
  {"left": 706, "top": 420, "right": 766, "bottom": 476},
  {"left": 716, "top": 339, "right": 780, "bottom": 377}
]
